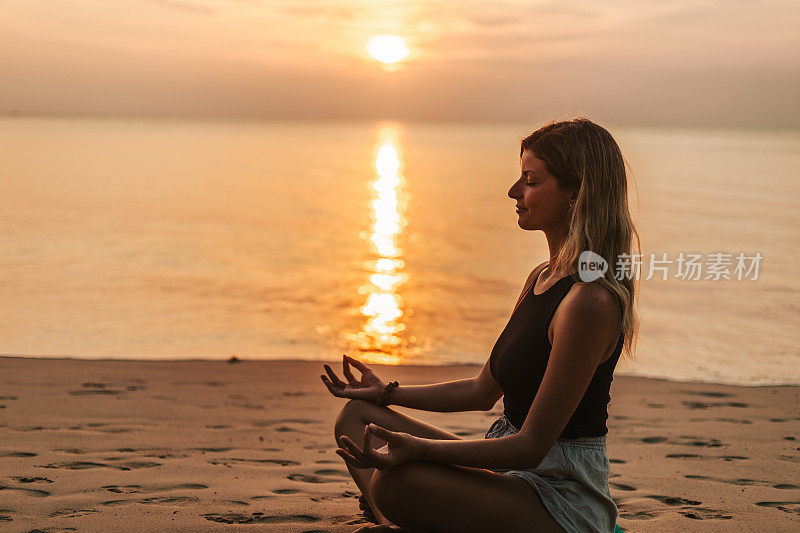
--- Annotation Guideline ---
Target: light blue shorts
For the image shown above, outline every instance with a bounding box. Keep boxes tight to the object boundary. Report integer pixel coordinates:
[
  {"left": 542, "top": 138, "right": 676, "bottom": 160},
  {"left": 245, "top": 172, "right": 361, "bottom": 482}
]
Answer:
[{"left": 484, "top": 415, "right": 618, "bottom": 533}]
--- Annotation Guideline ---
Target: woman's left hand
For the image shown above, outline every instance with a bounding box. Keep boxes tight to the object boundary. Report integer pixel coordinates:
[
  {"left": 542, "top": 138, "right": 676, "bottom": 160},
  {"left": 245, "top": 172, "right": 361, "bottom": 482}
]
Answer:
[{"left": 336, "top": 424, "right": 424, "bottom": 470}]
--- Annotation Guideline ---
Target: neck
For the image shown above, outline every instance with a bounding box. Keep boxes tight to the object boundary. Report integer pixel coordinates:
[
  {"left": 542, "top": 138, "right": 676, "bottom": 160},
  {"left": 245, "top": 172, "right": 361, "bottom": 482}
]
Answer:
[{"left": 543, "top": 223, "right": 569, "bottom": 272}]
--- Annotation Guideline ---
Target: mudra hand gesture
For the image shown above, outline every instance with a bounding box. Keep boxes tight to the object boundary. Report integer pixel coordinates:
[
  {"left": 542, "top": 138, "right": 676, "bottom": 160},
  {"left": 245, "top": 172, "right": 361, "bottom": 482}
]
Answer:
[
  {"left": 337, "top": 423, "right": 423, "bottom": 470},
  {"left": 321, "top": 354, "right": 386, "bottom": 403}
]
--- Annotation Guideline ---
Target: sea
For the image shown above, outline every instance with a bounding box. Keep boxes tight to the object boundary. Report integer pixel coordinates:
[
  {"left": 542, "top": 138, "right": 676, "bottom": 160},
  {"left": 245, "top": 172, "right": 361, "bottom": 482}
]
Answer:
[{"left": 1, "top": 117, "right": 798, "bottom": 385}]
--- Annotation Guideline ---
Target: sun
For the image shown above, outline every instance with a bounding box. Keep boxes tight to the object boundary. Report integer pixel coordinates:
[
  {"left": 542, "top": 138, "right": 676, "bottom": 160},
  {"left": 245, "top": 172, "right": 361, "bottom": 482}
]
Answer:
[{"left": 367, "top": 35, "right": 409, "bottom": 65}]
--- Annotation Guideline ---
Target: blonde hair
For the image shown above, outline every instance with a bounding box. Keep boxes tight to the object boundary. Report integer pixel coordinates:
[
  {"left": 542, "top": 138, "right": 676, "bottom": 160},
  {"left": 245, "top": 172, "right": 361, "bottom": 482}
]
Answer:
[{"left": 521, "top": 118, "right": 640, "bottom": 360}]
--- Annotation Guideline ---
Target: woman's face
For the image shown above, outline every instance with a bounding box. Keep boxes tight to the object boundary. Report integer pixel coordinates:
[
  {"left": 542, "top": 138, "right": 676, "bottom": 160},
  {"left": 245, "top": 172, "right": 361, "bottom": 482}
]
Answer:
[{"left": 507, "top": 150, "right": 574, "bottom": 231}]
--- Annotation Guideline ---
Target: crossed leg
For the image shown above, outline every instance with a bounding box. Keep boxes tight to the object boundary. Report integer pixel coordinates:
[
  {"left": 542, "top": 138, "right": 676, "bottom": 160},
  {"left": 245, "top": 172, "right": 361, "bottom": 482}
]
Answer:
[
  {"left": 334, "top": 400, "right": 565, "bottom": 532},
  {"left": 334, "top": 399, "right": 463, "bottom": 526}
]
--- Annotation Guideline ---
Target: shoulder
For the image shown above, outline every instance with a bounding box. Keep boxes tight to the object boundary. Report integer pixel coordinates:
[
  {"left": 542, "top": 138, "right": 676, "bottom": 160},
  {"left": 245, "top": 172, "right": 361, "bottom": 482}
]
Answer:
[
  {"left": 566, "top": 280, "right": 620, "bottom": 314},
  {"left": 555, "top": 280, "right": 622, "bottom": 339}
]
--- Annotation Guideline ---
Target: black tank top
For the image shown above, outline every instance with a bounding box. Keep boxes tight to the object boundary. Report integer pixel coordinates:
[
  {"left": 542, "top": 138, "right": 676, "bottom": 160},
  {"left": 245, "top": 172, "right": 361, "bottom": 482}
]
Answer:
[{"left": 489, "top": 262, "right": 623, "bottom": 438}]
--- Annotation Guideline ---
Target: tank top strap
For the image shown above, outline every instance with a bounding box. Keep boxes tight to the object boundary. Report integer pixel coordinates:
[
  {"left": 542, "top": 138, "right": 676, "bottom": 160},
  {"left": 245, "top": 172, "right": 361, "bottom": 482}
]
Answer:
[{"left": 511, "top": 261, "right": 549, "bottom": 314}]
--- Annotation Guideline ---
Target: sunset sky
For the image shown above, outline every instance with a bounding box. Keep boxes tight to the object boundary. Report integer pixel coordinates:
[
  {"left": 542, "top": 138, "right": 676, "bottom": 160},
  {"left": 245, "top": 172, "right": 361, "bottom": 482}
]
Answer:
[{"left": 1, "top": 0, "right": 798, "bottom": 127}]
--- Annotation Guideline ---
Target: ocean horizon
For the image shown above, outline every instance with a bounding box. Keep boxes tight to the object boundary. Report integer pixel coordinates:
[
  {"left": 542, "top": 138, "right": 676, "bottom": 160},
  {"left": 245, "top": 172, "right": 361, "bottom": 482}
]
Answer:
[{"left": 1, "top": 117, "right": 798, "bottom": 386}]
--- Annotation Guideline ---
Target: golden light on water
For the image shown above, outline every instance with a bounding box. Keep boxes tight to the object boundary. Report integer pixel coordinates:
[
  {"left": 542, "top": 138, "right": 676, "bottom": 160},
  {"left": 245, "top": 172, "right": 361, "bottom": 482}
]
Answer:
[
  {"left": 343, "top": 128, "right": 412, "bottom": 365},
  {"left": 367, "top": 35, "right": 409, "bottom": 69}
]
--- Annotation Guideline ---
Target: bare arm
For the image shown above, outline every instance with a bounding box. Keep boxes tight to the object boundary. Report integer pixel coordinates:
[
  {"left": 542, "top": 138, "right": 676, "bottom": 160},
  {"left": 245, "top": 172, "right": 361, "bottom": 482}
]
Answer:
[
  {"left": 412, "top": 282, "right": 621, "bottom": 470},
  {"left": 321, "top": 355, "right": 503, "bottom": 413},
  {"left": 389, "top": 359, "right": 503, "bottom": 412}
]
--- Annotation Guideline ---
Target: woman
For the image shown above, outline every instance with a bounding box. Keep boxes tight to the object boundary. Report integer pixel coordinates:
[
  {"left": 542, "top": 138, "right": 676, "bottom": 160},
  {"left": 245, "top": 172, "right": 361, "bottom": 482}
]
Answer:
[{"left": 321, "top": 118, "right": 640, "bottom": 533}]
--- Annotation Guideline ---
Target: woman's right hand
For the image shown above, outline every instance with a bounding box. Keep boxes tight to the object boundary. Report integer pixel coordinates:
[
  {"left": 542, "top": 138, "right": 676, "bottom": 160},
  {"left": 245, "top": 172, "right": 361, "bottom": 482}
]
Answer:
[{"left": 321, "top": 354, "right": 386, "bottom": 403}]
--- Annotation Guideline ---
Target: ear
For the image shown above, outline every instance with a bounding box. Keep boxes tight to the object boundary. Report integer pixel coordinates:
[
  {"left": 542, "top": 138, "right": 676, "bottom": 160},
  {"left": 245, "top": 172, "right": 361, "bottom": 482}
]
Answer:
[{"left": 568, "top": 191, "right": 578, "bottom": 205}]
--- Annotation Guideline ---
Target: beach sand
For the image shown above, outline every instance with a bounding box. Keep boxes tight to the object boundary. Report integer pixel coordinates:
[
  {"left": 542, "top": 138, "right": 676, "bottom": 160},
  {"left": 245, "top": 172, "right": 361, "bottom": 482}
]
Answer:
[{"left": 0, "top": 356, "right": 798, "bottom": 532}]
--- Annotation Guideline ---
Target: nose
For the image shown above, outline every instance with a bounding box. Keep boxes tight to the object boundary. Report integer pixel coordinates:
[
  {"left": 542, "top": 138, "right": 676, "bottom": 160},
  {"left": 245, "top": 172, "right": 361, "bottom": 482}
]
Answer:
[{"left": 508, "top": 177, "right": 522, "bottom": 200}]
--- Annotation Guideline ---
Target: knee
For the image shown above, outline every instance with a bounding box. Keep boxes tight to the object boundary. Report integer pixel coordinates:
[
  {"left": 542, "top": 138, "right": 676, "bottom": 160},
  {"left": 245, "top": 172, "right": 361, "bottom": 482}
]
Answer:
[
  {"left": 370, "top": 462, "right": 426, "bottom": 515},
  {"left": 333, "top": 398, "right": 375, "bottom": 438}
]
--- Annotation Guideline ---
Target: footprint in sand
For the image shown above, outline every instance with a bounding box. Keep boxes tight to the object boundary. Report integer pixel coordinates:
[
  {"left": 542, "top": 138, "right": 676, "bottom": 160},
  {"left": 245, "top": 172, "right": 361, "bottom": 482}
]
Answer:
[
  {"left": 202, "top": 512, "right": 321, "bottom": 524},
  {"left": 0, "top": 451, "right": 37, "bottom": 457},
  {"left": 668, "top": 454, "right": 748, "bottom": 461},
  {"left": 37, "top": 460, "right": 160, "bottom": 471},
  {"left": 49, "top": 508, "right": 99, "bottom": 517},
  {"left": 684, "top": 475, "right": 799, "bottom": 489},
  {"left": 141, "top": 451, "right": 189, "bottom": 459},
  {"left": 639, "top": 436, "right": 668, "bottom": 444},
  {"left": 226, "top": 402, "right": 266, "bottom": 410},
  {"left": 646, "top": 495, "right": 701, "bottom": 506},
  {"left": 675, "top": 435, "right": 723, "bottom": 448},
  {"left": 0, "top": 484, "right": 50, "bottom": 497},
  {"left": 678, "top": 506, "right": 733, "bottom": 520},
  {"left": 314, "top": 469, "right": 349, "bottom": 476},
  {"left": 755, "top": 501, "right": 800, "bottom": 516},
  {"left": 11, "top": 477, "right": 53, "bottom": 484},
  {"left": 688, "top": 391, "right": 733, "bottom": 398},
  {"left": 252, "top": 419, "right": 320, "bottom": 427},
  {"left": 193, "top": 447, "right": 233, "bottom": 453},
  {"left": 618, "top": 510, "right": 660, "bottom": 520},
  {"left": 638, "top": 435, "right": 723, "bottom": 448},
  {"left": 688, "top": 417, "right": 753, "bottom": 425},
  {"left": 287, "top": 470, "right": 350, "bottom": 484},
  {"left": 272, "top": 488, "right": 301, "bottom": 494},
  {"left": 609, "top": 482, "right": 636, "bottom": 491},
  {"left": 102, "top": 483, "right": 207, "bottom": 494},
  {"left": 226, "top": 500, "right": 250, "bottom": 506},
  {"left": 206, "top": 424, "right": 231, "bottom": 429},
  {"left": 53, "top": 448, "right": 85, "bottom": 454},
  {"left": 609, "top": 458, "right": 626, "bottom": 464},
  {"left": 303, "top": 444, "right": 335, "bottom": 450},
  {"left": 682, "top": 400, "right": 748, "bottom": 409},
  {"left": 101, "top": 496, "right": 198, "bottom": 506},
  {"left": 209, "top": 458, "right": 299, "bottom": 467},
  {"left": 103, "top": 485, "right": 143, "bottom": 494},
  {"left": 69, "top": 389, "right": 124, "bottom": 396}
]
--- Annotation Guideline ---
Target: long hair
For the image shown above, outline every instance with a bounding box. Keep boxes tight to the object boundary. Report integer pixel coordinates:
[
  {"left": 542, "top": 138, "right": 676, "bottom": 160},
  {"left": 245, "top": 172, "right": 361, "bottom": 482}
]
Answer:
[{"left": 521, "top": 118, "right": 640, "bottom": 360}]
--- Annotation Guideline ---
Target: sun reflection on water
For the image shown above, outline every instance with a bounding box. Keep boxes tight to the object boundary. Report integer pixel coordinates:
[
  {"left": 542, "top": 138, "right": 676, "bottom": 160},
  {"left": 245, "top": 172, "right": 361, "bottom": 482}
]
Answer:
[{"left": 343, "top": 127, "right": 414, "bottom": 365}]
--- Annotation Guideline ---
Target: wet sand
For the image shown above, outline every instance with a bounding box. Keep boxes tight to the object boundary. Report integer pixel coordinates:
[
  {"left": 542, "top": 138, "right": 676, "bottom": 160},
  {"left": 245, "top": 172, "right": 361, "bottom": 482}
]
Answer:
[{"left": 0, "top": 356, "right": 798, "bottom": 532}]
